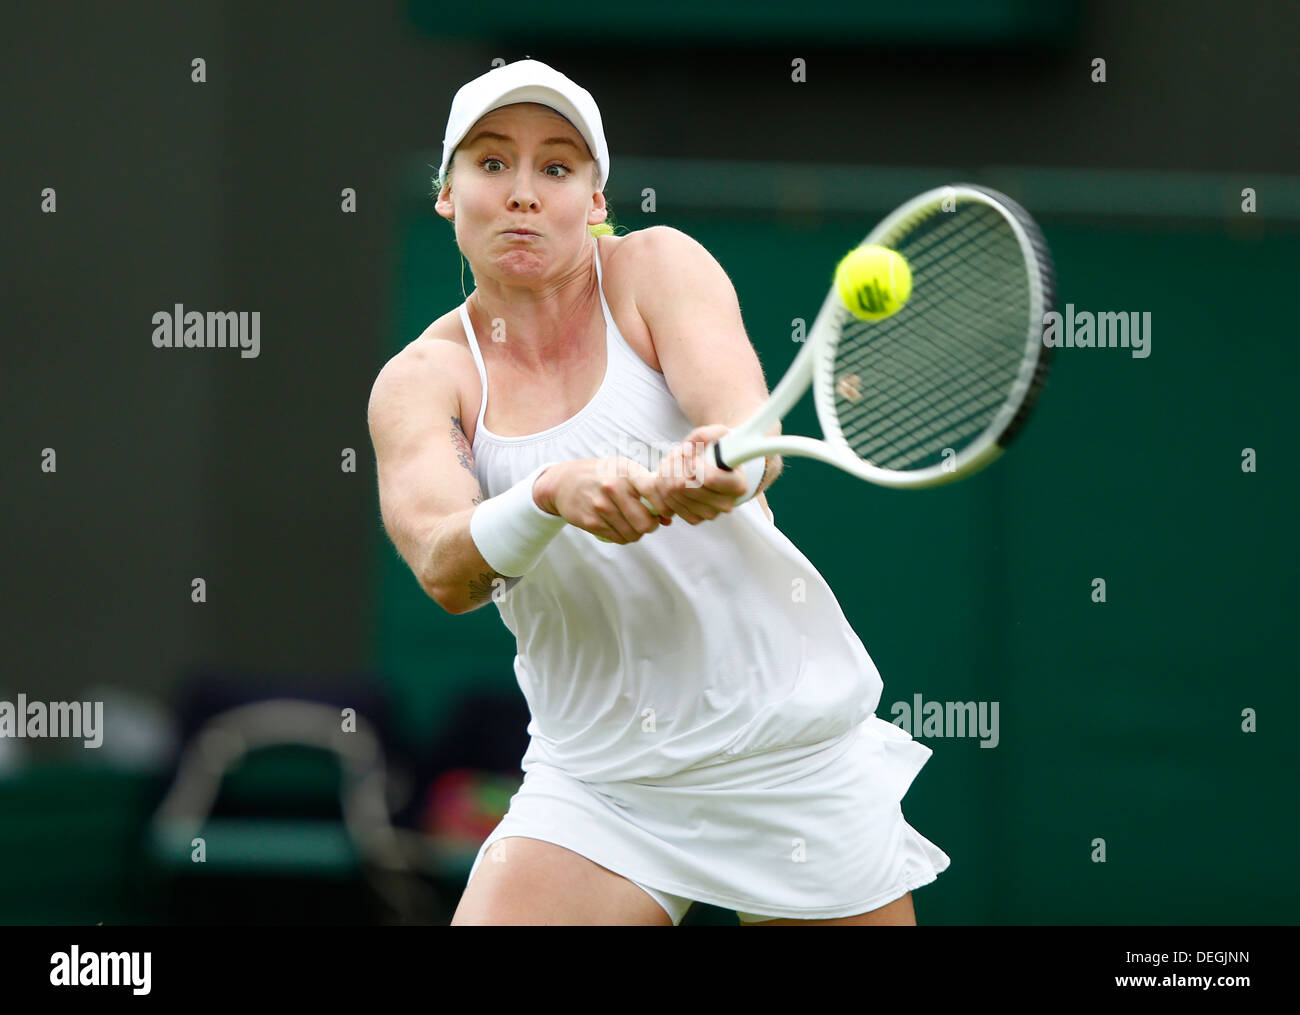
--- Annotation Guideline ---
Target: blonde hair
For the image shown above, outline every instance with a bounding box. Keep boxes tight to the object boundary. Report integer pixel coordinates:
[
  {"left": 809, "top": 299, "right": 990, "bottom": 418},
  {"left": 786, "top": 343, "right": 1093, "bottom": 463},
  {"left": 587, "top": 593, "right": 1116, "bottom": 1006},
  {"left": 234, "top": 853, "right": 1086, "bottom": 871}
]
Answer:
[{"left": 434, "top": 160, "right": 621, "bottom": 237}]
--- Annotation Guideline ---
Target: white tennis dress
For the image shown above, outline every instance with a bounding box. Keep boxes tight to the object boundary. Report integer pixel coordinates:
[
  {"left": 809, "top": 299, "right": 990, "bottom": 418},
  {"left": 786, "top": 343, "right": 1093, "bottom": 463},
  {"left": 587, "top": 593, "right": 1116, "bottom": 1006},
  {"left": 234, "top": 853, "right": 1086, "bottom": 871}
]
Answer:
[{"left": 459, "top": 238, "right": 950, "bottom": 923}]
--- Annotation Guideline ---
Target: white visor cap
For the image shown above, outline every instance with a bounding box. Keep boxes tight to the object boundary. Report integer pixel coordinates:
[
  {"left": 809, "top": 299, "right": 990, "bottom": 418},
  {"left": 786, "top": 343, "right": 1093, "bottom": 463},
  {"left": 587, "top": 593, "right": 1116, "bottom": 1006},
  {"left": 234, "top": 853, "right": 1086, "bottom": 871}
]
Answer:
[{"left": 439, "top": 59, "right": 608, "bottom": 191}]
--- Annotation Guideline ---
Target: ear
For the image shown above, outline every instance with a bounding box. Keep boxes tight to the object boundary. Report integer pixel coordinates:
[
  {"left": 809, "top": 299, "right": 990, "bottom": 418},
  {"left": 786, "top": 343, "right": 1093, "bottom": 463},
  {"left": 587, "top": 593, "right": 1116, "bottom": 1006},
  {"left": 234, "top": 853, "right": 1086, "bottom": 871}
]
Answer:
[
  {"left": 588, "top": 191, "right": 608, "bottom": 225},
  {"left": 434, "top": 177, "right": 455, "bottom": 221}
]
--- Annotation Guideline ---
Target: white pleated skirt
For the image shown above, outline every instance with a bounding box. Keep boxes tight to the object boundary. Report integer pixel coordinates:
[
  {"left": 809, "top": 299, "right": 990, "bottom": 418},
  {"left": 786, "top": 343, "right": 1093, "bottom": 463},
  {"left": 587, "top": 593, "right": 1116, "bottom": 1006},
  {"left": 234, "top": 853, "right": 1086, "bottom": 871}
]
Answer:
[{"left": 465, "top": 714, "right": 951, "bottom": 924}]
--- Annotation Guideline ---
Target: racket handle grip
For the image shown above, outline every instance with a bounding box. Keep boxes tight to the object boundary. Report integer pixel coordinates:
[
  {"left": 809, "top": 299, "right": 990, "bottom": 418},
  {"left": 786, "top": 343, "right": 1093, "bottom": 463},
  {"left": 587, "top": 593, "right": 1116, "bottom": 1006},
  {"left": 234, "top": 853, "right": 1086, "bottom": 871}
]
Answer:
[
  {"left": 700, "top": 441, "right": 764, "bottom": 504},
  {"left": 703, "top": 441, "right": 731, "bottom": 471}
]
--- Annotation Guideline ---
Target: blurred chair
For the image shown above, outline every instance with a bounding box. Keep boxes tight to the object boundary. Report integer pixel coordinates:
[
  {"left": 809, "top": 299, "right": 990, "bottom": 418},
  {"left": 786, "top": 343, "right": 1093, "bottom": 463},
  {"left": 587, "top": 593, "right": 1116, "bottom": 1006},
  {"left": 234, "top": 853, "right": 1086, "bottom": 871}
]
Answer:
[{"left": 148, "top": 698, "right": 442, "bottom": 923}]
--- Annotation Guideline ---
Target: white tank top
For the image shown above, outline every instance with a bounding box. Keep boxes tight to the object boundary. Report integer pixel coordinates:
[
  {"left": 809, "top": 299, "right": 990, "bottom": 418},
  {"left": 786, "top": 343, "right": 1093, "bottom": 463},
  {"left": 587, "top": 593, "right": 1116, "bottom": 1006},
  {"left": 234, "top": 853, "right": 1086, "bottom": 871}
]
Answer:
[{"left": 460, "top": 238, "right": 884, "bottom": 783}]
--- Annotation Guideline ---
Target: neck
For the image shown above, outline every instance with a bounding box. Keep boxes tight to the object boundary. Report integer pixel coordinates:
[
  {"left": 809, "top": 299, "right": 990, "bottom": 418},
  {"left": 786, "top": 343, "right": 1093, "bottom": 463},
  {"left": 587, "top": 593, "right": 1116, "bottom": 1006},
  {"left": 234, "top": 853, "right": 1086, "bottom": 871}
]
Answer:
[{"left": 468, "top": 240, "right": 601, "bottom": 370}]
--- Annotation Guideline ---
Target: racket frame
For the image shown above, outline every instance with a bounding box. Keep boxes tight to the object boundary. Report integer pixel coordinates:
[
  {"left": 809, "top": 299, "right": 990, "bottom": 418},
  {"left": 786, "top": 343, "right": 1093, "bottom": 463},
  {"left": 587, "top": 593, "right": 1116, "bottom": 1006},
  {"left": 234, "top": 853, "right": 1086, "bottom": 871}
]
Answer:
[{"left": 709, "top": 183, "right": 1053, "bottom": 489}]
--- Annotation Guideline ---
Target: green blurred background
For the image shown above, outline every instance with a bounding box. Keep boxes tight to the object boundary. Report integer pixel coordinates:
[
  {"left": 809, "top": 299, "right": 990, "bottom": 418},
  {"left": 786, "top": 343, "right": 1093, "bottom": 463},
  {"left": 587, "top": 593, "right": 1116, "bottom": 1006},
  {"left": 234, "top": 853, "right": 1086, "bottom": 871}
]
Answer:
[{"left": 3, "top": 0, "right": 1296, "bottom": 925}]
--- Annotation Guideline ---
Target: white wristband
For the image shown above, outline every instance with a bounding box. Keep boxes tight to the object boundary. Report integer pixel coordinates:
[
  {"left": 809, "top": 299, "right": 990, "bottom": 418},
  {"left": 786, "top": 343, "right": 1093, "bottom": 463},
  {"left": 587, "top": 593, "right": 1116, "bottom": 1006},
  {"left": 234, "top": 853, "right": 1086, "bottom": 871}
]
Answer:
[
  {"left": 469, "top": 461, "right": 567, "bottom": 578},
  {"left": 734, "top": 456, "right": 767, "bottom": 506}
]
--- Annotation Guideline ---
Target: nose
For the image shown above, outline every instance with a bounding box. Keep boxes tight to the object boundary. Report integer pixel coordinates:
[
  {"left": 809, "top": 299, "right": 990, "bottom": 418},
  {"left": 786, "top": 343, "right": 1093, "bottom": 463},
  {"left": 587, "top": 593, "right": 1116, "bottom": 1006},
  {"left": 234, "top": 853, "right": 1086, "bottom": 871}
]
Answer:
[{"left": 507, "top": 170, "right": 539, "bottom": 212}]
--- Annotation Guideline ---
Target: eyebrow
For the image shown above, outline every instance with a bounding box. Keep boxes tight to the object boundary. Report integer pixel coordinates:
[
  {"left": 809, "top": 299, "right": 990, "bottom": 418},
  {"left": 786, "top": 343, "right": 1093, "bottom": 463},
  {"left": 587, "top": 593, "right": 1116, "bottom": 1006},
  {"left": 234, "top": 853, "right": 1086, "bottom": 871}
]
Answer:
[{"left": 462, "top": 130, "right": 583, "bottom": 153}]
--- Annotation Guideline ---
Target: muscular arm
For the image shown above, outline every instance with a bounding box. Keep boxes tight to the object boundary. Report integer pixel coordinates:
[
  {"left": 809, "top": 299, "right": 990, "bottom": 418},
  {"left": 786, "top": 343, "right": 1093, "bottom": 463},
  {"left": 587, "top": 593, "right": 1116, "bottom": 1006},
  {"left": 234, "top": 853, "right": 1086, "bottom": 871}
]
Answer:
[
  {"left": 630, "top": 226, "right": 784, "bottom": 512},
  {"left": 443, "top": 415, "right": 524, "bottom": 610},
  {"left": 368, "top": 343, "right": 526, "bottom": 615}
]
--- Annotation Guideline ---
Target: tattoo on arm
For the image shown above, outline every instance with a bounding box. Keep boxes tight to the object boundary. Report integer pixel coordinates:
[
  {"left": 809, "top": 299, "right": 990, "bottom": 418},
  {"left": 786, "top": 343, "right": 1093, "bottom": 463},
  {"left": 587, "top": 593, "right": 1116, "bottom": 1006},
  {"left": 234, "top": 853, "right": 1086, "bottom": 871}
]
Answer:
[
  {"left": 451, "top": 415, "right": 485, "bottom": 505},
  {"left": 451, "top": 415, "right": 517, "bottom": 604}
]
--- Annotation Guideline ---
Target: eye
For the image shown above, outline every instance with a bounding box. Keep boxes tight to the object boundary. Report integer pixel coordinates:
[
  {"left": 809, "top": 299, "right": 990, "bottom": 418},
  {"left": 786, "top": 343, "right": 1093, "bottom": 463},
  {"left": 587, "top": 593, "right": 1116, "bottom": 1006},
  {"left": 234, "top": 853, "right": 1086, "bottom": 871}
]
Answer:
[
  {"left": 544, "top": 163, "right": 572, "bottom": 178},
  {"left": 479, "top": 157, "right": 505, "bottom": 172}
]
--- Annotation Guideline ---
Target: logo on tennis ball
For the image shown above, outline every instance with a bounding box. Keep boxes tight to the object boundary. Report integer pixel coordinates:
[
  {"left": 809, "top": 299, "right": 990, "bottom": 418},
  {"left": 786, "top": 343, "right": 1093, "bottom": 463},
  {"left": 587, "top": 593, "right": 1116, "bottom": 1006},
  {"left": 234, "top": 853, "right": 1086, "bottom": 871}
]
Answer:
[{"left": 835, "top": 245, "right": 912, "bottom": 321}]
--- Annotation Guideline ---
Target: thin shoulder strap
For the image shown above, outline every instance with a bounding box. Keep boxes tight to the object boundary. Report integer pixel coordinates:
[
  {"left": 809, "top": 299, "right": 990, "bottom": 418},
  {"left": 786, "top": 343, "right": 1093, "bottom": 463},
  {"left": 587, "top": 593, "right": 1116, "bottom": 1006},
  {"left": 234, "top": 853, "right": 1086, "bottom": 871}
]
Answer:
[
  {"left": 458, "top": 301, "right": 489, "bottom": 437},
  {"left": 591, "top": 237, "right": 616, "bottom": 338}
]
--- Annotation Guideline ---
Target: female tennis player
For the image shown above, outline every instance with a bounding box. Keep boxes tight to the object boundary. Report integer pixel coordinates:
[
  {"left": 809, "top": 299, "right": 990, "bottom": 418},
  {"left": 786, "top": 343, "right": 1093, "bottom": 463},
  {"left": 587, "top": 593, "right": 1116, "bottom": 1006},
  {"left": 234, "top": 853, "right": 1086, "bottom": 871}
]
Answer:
[{"left": 368, "top": 59, "right": 950, "bottom": 925}]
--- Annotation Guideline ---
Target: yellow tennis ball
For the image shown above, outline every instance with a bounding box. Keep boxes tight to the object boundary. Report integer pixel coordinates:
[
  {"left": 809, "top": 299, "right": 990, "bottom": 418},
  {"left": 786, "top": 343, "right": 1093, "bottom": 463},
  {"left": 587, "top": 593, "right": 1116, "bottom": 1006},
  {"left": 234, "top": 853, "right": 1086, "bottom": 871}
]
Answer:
[{"left": 835, "top": 245, "right": 912, "bottom": 321}]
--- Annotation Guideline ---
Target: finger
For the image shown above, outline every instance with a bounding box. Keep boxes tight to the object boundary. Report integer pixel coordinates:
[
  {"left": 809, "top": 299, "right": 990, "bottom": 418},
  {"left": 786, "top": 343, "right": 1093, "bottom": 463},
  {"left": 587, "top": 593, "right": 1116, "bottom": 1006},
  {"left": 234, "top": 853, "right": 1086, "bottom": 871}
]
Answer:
[
  {"left": 598, "top": 501, "right": 641, "bottom": 543},
  {"left": 666, "top": 443, "right": 705, "bottom": 492},
  {"left": 665, "top": 449, "right": 748, "bottom": 520},
  {"left": 658, "top": 462, "right": 718, "bottom": 523},
  {"left": 683, "top": 424, "right": 732, "bottom": 449},
  {"left": 663, "top": 492, "right": 704, "bottom": 525},
  {"left": 702, "top": 471, "right": 750, "bottom": 501},
  {"left": 679, "top": 457, "right": 748, "bottom": 514},
  {"left": 589, "top": 463, "right": 650, "bottom": 542},
  {"left": 652, "top": 455, "right": 696, "bottom": 515},
  {"left": 683, "top": 432, "right": 731, "bottom": 472},
  {"left": 670, "top": 491, "right": 733, "bottom": 522},
  {"left": 680, "top": 474, "right": 750, "bottom": 518},
  {"left": 658, "top": 480, "right": 704, "bottom": 525},
  {"left": 596, "top": 515, "right": 636, "bottom": 544},
  {"left": 600, "top": 481, "right": 667, "bottom": 542},
  {"left": 636, "top": 494, "right": 670, "bottom": 523},
  {"left": 626, "top": 465, "right": 674, "bottom": 523},
  {"left": 614, "top": 487, "right": 663, "bottom": 537}
]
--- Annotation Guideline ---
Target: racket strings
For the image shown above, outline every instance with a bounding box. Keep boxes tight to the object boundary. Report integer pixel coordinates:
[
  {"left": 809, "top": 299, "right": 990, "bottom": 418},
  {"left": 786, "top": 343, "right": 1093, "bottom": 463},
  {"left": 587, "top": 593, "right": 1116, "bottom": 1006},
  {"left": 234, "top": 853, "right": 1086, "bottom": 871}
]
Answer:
[
  {"left": 830, "top": 204, "right": 1032, "bottom": 470},
  {"left": 847, "top": 303, "right": 1022, "bottom": 468},
  {"left": 863, "top": 214, "right": 1025, "bottom": 380},
  {"left": 870, "top": 231, "right": 1027, "bottom": 435},
  {"left": 839, "top": 337, "right": 1011, "bottom": 470},
  {"left": 838, "top": 235, "right": 1021, "bottom": 434},
  {"left": 845, "top": 334, "right": 1017, "bottom": 470},
  {"left": 845, "top": 214, "right": 1020, "bottom": 380},
  {"left": 898, "top": 211, "right": 1027, "bottom": 349},
  {"left": 839, "top": 320, "right": 1000, "bottom": 438},
  {"left": 844, "top": 341, "right": 1010, "bottom": 443}
]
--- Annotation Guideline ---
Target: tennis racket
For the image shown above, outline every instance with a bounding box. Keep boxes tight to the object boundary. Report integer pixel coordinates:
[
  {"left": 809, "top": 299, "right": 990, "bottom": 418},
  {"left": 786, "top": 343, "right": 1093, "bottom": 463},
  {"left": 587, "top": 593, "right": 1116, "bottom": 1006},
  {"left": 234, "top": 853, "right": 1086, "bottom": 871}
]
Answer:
[{"left": 701, "top": 183, "right": 1055, "bottom": 489}]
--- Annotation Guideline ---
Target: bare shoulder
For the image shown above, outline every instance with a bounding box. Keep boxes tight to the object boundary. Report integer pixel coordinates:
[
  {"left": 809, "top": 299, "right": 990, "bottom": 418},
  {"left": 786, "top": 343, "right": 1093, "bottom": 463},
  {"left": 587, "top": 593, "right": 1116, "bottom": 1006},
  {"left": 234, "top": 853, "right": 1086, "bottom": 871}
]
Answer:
[
  {"left": 598, "top": 227, "right": 721, "bottom": 374},
  {"left": 606, "top": 225, "right": 728, "bottom": 309},
  {"left": 611, "top": 223, "right": 702, "bottom": 253},
  {"left": 367, "top": 310, "right": 478, "bottom": 433},
  {"left": 604, "top": 225, "right": 710, "bottom": 280}
]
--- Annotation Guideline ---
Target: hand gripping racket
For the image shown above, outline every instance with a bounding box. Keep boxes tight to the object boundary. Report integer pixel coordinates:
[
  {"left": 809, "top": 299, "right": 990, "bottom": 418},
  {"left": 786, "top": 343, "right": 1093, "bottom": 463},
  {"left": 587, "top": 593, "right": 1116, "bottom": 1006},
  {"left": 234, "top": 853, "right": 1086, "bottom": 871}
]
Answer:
[{"left": 700, "top": 183, "right": 1055, "bottom": 489}]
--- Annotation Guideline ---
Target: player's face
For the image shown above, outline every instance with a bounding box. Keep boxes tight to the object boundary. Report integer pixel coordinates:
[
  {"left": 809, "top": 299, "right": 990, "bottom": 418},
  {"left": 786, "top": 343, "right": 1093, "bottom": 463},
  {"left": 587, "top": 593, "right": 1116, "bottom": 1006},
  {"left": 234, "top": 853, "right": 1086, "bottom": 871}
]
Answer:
[{"left": 437, "top": 103, "right": 604, "bottom": 284}]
